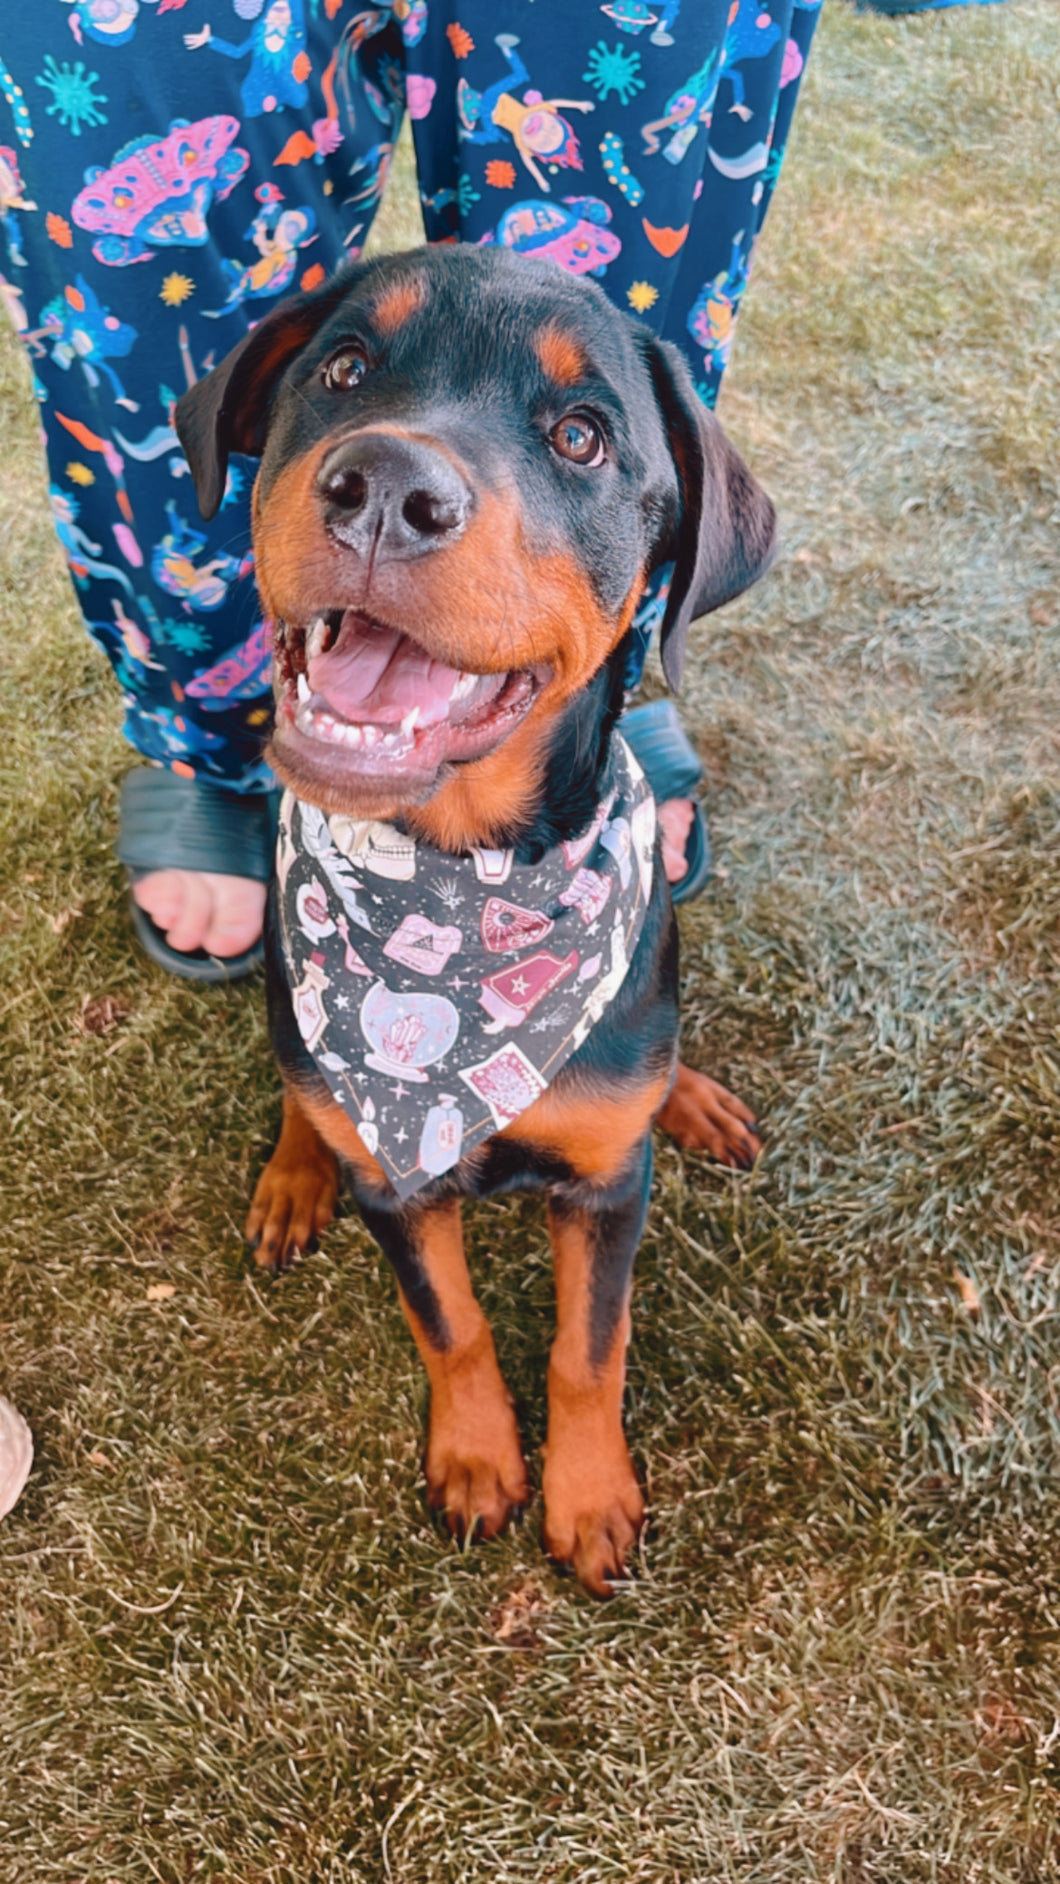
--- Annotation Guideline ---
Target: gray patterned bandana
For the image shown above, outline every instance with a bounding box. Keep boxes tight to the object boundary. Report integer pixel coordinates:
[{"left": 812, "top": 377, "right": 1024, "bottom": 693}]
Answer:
[{"left": 276, "top": 734, "right": 656, "bottom": 1199}]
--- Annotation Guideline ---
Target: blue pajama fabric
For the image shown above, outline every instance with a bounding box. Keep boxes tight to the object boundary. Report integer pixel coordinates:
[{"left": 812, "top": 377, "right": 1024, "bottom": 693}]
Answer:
[{"left": 0, "top": 0, "right": 820, "bottom": 788}]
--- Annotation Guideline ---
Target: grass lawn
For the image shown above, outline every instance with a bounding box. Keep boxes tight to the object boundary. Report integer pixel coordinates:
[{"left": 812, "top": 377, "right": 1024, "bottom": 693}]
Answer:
[{"left": 2, "top": 2, "right": 1060, "bottom": 1877}]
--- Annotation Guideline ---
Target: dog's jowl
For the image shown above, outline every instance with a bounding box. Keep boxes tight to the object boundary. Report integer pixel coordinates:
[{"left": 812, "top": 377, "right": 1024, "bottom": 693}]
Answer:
[{"left": 176, "top": 245, "right": 776, "bottom": 1596}]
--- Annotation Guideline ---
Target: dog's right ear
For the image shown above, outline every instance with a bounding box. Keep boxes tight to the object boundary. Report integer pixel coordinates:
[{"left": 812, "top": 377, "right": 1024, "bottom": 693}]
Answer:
[{"left": 174, "top": 273, "right": 356, "bottom": 521}]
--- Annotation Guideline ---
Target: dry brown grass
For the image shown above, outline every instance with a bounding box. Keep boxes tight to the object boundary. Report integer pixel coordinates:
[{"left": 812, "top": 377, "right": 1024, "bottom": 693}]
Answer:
[{"left": 2, "top": 3, "right": 1060, "bottom": 1878}]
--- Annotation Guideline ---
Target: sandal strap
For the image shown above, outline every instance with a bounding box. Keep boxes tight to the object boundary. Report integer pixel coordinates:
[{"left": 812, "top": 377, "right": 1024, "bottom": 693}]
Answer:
[{"left": 118, "top": 768, "right": 280, "bottom": 884}]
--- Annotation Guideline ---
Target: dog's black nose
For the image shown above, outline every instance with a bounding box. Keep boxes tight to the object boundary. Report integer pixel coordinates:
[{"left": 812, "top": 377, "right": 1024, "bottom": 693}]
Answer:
[{"left": 317, "top": 432, "right": 472, "bottom": 560}]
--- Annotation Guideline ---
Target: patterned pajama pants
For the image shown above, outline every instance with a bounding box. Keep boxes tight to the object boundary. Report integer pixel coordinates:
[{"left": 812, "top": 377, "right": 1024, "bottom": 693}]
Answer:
[{"left": 0, "top": 0, "right": 821, "bottom": 789}]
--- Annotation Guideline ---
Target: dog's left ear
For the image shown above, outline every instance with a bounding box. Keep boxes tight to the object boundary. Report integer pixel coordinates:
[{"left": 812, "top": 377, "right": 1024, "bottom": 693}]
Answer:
[
  {"left": 639, "top": 334, "right": 778, "bottom": 688},
  {"left": 174, "top": 270, "right": 359, "bottom": 521}
]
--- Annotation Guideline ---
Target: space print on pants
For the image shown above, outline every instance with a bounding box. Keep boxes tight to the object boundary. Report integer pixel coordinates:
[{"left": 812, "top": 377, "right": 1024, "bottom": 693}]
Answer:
[{"left": 0, "top": 2, "right": 820, "bottom": 787}]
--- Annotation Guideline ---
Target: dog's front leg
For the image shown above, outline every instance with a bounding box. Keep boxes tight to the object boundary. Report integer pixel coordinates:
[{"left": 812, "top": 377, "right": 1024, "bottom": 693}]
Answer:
[
  {"left": 542, "top": 1139, "right": 652, "bottom": 1597},
  {"left": 359, "top": 1194, "right": 529, "bottom": 1543},
  {"left": 246, "top": 1084, "right": 341, "bottom": 1272}
]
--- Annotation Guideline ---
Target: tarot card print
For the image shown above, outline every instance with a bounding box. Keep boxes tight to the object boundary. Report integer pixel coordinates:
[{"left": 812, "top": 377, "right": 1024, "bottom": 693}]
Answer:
[
  {"left": 480, "top": 897, "right": 554, "bottom": 953},
  {"left": 460, "top": 1042, "right": 547, "bottom": 1130},
  {"left": 479, "top": 949, "right": 578, "bottom": 1031},
  {"left": 382, "top": 912, "right": 463, "bottom": 976}
]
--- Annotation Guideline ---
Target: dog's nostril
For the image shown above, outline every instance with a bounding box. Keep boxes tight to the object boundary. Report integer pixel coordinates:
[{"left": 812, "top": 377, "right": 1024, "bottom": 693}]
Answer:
[
  {"left": 402, "top": 487, "right": 463, "bottom": 537},
  {"left": 323, "top": 464, "right": 369, "bottom": 513}
]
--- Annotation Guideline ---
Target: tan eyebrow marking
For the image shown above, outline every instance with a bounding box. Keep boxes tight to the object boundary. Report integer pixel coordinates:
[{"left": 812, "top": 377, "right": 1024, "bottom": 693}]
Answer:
[
  {"left": 534, "top": 322, "right": 588, "bottom": 388},
  {"left": 371, "top": 274, "right": 428, "bottom": 334}
]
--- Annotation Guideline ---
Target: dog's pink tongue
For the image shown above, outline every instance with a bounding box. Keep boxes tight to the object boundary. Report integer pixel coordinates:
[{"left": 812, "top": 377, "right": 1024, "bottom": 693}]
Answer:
[{"left": 307, "top": 616, "right": 469, "bottom": 728}]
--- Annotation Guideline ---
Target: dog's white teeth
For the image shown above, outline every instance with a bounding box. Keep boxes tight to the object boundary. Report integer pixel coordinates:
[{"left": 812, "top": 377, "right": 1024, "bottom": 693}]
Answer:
[
  {"left": 296, "top": 672, "right": 311, "bottom": 703},
  {"left": 400, "top": 706, "right": 420, "bottom": 735},
  {"left": 450, "top": 671, "right": 478, "bottom": 701},
  {"left": 362, "top": 724, "right": 378, "bottom": 747},
  {"left": 343, "top": 722, "right": 363, "bottom": 746}
]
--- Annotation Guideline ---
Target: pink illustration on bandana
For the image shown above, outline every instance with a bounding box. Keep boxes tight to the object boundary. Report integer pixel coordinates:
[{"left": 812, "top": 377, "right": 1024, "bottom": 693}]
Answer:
[
  {"left": 276, "top": 734, "right": 653, "bottom": 1198},
  {"left": 480, "top": 897, "right": 554, "bottom": 954},
  {"left": 469, "top": 845, "right": 514, "bottom": 885},
  {"left": 479, "top": 949, "right": 578, "bottom": 1032},
  {"left": 460, "top": 1042, "right": 547, "bottom": 1130},
  {"left": 558, "top": 866, "right": 612, "bottom": 924},
  {"left": 418, "top": 1096, "right": 464, "bottom": 1176},
  {"left": 561, "top": 804, "right": 608, "bottom": 869},
  {"left": 360, "top": 980, "right": 460, "bottom": 1082},
  {"left": 336, "top": 914, "right": 373, "bottom": 978},
  {"left": 292, "top": 950, "right": 331, "bottom": 1050},
  {"left": 295, "top": 877, "right": 335, "bottom": 943},
  {"left": 383, "top": 912, "right": 464, "bottom": 976}
]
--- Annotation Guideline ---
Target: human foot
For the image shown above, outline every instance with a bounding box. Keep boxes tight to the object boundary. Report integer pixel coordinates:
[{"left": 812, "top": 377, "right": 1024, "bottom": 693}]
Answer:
[
  {"left": 620, "top": 701, "right": 711, "bottom": 904},
  {"left": 132, "top": 870, "right": 267, "bottom": 959},
  {"left": 657, "top": 796, "right": 694, "bottom": 885},
  {"left": 118, "top": 770, "right": 278, "bottom": 982}
]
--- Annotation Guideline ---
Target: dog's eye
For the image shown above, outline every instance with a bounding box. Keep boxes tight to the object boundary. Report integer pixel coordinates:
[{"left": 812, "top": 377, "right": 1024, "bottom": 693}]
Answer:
[
  {"left": 550, "top": 413, "right": 605, "bottom": 468},
  {"left": 323, "top": 347, "right": 369, "bottom": 393}
]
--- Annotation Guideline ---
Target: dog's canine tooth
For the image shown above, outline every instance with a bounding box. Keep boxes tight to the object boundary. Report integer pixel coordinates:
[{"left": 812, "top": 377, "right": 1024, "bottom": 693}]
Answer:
[
  {"left": 296, "top": 673, "right": 311, "bottom": 702},
  {"left": 400, "top": 706, "right": 420, "bottom": 735},
  {"left": 306, "top": 614, "right": 328, "bottom": 660},
  {"left": 450, "top": 671, "right": 478, "bottom": 701}
]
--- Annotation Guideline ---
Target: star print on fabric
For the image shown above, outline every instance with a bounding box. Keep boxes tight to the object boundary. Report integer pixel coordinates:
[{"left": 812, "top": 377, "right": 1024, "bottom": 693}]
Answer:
[
  {"left": 628, "top": 280, "right": 659, "bottom": 314},
  {"left": 334, "top": 994, "right": 350, "bottom": 1010},
  {"left": 160, "top": 272, "right": 195, "bottom": 307}
]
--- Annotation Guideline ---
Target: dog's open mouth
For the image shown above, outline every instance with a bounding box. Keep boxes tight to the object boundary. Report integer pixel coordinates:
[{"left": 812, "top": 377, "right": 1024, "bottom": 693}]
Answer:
[{"left": 273, "top": 609, "right": 551, "bottom": 787}]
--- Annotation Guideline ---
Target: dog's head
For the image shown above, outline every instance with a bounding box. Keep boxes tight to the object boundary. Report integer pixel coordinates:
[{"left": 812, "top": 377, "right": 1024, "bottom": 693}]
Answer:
[{"left": 176, "top": 246, "right": 776, "bottom": 841}]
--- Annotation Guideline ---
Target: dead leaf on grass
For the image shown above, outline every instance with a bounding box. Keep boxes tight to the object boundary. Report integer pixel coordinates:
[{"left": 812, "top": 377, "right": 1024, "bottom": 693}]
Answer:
[
  {"left": 954, "top": 1269, "right": 981, "bottom": 1315},
  {"left": 146, "top": 1282, "right": 176, "bottom": 1302},
  {"left": 74, "top": 994, "right": 131, "bottom": 1037},
  {"left": 87, "top": 1449, "right": 115, "bottom": 1472},
  {"left": 47, "top": 903, "right": 83, "bottom": 935},
  {"left": 491, "top": 1578, "right": 548, "bottom": 1648}
]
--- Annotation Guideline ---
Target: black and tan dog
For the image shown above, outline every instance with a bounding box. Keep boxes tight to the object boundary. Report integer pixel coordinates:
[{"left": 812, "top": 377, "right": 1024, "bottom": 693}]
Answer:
[{"left": 175, "top": 245, "right": 775, "bottom": 1595}]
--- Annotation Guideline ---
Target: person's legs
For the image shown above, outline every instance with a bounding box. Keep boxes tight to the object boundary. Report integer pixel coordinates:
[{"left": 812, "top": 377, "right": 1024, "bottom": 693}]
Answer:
[
  {"left": 403, "top": 0, "right": 822, "bottom": 889},
  {"left": 0, "top": 5, "right": 404, "bottom": 964}
]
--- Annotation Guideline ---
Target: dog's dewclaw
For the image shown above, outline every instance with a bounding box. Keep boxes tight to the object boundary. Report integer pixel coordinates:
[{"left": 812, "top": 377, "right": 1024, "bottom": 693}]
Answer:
[{"left": 0, "top": 1398, "right": 33, "bottom": 1520}]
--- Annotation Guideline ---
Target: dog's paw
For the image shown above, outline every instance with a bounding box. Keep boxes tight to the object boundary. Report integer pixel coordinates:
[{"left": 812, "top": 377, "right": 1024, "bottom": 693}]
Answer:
[
  {"left": 425, "top": 1395, "right": 529, "bottom": 1543},
  {"left": 656, "top": 1061, "right": 761, "bottom": 1168},
  {"left": 245, "top": 1143, "right": 339, "bottom": 1273},
  {"left": 542, "top": 1441, "right": 645, "bottom": 1598}
]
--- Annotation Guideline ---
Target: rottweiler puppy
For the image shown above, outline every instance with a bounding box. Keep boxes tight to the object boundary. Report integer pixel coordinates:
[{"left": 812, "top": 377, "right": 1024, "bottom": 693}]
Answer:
[{"left": 175, "top": 245, "right": 776, "bottom": 1595}]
